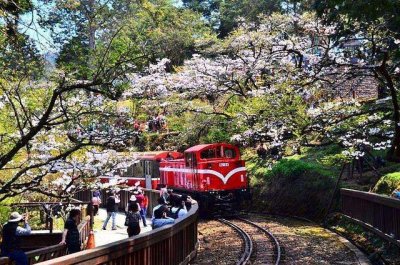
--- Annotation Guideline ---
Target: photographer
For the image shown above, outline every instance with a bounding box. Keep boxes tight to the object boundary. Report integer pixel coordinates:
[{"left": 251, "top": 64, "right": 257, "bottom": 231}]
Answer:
[{"left": 0, "top": 212, "right": 31, "bottom": 265}]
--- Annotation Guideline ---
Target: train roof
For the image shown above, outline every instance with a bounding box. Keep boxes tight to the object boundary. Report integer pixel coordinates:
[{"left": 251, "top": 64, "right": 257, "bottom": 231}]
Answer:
[
  {"left": 184, "top": 143, "right": 238, "bottom": 153},
  {"left": 135, "top": 151, "right": 183, "bottom": 160}
]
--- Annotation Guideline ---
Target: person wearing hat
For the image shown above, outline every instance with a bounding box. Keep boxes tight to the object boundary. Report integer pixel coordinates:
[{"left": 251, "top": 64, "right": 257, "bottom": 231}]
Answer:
[
  {"left": 125, "top": 195, "right": 140, "bottom": 213},
  {"left": 125, "top": 202, "right": 141, "bottom": 237},
  {"left": 152, "top": 206, "right": 174, "bottom": 229},
  {"left": 0, "top": 212, "right": 31, "bottom": 265}
]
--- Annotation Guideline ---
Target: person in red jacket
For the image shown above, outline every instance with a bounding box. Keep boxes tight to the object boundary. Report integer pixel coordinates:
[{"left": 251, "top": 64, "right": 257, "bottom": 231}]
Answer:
[
  {"left": 143, "top": 193, "right": 149, "bottom": 223},
  {"left": 134, "top": 189, "right": 147, "bottom": 227}
]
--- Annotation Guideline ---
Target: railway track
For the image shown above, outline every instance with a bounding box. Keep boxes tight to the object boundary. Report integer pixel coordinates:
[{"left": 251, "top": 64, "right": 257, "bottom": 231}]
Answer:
[{"left": 218, "top": 218, "right": 281, "bottom": 265}]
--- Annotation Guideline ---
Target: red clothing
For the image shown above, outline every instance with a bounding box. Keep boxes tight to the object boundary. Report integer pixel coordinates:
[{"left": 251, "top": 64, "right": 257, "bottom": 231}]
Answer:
[
  {"left": 143, "top": 195, "right": 149, "bottom": 208},
  {"left": 135, "top": 194, "right": 145, "bottom": 208}
]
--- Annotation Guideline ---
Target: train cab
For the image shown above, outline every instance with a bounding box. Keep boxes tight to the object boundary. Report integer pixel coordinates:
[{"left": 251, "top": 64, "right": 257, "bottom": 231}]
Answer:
[{"left": 160, "top": 143, "right": 248, "bottom": 193}]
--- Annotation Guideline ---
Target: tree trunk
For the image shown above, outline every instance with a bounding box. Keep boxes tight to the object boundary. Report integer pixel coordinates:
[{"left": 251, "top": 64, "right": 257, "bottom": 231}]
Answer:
[
  {"left": 88, "top": 0, "right": 96, "bottom": 50},
  {"left": 379, "top": 63, "right": 400, "bottom": 162}
]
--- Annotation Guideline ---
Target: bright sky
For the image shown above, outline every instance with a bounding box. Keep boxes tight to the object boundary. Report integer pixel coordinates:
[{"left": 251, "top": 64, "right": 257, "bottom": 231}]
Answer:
[{"left": 19, "top": 1, "right": 55, "bottom": 54}]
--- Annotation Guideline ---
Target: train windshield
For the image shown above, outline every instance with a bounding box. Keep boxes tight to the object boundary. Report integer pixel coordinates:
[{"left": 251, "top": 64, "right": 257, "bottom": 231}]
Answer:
[
  {"left": 200, "top": 148, "right": 216, "bottom": 159},
  {"left": 200, "top": 146, "right": 236, "bottom": 159},
  {"left": 223, "top": 148, "right": 236, "bottom": 158}
]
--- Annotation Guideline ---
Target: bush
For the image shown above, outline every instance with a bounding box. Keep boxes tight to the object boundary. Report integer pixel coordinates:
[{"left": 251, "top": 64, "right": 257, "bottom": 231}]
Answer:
[
  {"left": 254, "top": 159, "right": 336, "bottom": 221},
  {"left": 373, "top": 172, "right": 400, "bottom": 195},
  {"left": 0, "top": 204, "right": 12, "bottom": 225}
]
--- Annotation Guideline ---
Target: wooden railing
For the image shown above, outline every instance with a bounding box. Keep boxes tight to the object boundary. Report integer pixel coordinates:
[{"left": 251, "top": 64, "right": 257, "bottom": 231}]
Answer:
[
  {"left": 10, "top": 202, "right": 90, "bottom": 234},
  {"left": 0, "top": 217, "right": 91, "bottom": 265},
  {"left": 19, "top": 233, "right": 62, "bottom": 251},
  {"left": 78, "top": 216, "right": 91, "bottom": 249},
  {"left": 341, "top": 188, "right": 400, "bottom": 246},
  {"left": 0, "top": 244, "right": 67, "bottom": 265},
  {"left": 36, "top": 201, "right": 199, "bottom": 265}
]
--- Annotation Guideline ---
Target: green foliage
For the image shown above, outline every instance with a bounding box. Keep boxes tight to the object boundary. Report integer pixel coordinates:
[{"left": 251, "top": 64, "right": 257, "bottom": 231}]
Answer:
[
  {"left": 0, "top": 33, "right": 43, "bottom": 79},
  {"left": 218, "top": 0, "right": 281, "bottom": 36},
  {"left": 0, "top": 205, "right": 12, "bottom": 225},
  {"left": 0, "top": 197, "right": 18, "bottom": 224},
  {"left": 373, "top": 172, "right": 400, "bottom": 195},
  {"left": 182, "top": 0, "right": 313, "bottom": 36},
  {"left": 253, "top": 158, "right": 336, "bottom": 220},
  {"left": 56, "top": 35, "right": 91, "bottom": 79},
  {"left": 123, "top": 0, "right": 215, "bottom": 65},
  {"left": 300, "top": 145, "right": 347, "bottom": 168},
  {"left": 315, "top": 0, "right": 400, "bottom": 34},
  {"left": 52, "top": 0, "right": 215, "bottom": 79},
  {"left": 266, "top": 158, "right": 334, "bottom": 181},
  {"left": 199, "top": 122, "right": 231, "bottom": 143}
]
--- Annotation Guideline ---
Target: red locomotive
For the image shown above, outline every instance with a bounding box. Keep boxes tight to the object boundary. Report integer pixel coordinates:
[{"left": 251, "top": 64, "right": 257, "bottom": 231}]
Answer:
[
  {"left": 160, "top": 143, "right": 250, "bottom": 214},
  {"left": 100, "top": 143, "right": 250, "bottom": 213}
]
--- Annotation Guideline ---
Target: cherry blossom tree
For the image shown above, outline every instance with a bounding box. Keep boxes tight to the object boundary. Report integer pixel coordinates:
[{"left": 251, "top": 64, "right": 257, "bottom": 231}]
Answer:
[{"left": 123, "top": 12, "right": 395, "bottom": 162}]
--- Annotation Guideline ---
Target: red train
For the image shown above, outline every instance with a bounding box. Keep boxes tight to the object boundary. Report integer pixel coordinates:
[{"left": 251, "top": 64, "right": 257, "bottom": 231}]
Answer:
[
  {"left": 100, "top": 143, "right": 250, "bottom": 213},
  {"left": 99, "top": 151, "right": 182, "bottom": 188}
]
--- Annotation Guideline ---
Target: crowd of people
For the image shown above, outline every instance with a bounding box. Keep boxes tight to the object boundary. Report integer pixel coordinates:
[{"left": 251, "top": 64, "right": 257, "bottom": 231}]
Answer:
[
  {"left": 151, "top": 192, "right": 192, "bottom": 229},
  {"left": 0, "top": 187, "right": 192, "bottom": 265},
  {"left": 99, "top": 186, "right": 193, "bottom": 238}
]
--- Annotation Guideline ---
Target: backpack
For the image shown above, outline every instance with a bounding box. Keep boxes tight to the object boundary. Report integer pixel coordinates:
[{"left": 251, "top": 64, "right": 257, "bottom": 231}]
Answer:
[{"left": 125, "top": 212, "right": 140, "bottom": 227}]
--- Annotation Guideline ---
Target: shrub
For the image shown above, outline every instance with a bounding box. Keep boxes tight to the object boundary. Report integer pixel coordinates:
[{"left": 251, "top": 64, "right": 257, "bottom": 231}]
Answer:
[
  {"left": 255, "top": 159, "right": 336, "bottom": 221},
  {"left": 373, "top": 172, "right": 400, "bottom": 195}
]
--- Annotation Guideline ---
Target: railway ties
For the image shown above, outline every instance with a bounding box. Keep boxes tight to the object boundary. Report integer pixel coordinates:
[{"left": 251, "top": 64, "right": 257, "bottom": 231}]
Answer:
[{"left": 218, "top": 218, "right": 281, "bottom": 265}]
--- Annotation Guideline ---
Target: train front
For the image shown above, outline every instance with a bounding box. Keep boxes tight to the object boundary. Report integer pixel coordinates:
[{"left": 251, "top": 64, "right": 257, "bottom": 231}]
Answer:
[
  {"left": 160, "top": 143, "right": 251, "bottom": 215},
  {"left": 195, "top": 143, "right": 250, "bottom": 212}
]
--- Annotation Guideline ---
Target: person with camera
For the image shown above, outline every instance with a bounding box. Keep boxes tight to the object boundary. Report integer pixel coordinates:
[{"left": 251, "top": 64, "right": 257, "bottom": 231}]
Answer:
[{"left": 0, "top": 212, "right": 31, "bottom": 265}]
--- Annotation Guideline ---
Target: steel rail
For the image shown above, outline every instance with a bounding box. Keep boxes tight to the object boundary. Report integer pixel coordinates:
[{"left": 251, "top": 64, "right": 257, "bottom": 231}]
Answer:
[
  {"left": 218, "top": 218, "right": 253, "bottom": 265},
  {"left": 237, "top": 217, "right": 281, "bottom": 265}
]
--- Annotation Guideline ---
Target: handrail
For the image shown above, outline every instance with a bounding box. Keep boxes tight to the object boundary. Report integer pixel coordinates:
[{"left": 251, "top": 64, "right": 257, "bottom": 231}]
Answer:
[
  {"left": 77, "top": 216, "right": 91, "bottom": 248},
  {"left": 341, "top": 189, "right": 400, "bottom": 209},
  {"left": 340, "top": 188, "right": 400, "bottom": 246},
  {"left": 26, "top": 244, "right": 67, "bottom": 264},
  {"left": 36, "top": 201, "right": 199, "bottom": 265}
]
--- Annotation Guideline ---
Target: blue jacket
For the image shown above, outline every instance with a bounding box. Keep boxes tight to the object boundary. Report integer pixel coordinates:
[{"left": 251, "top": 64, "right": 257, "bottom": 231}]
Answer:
[{"left": 152, "top": 218, "right": 174, "bottom": 229}]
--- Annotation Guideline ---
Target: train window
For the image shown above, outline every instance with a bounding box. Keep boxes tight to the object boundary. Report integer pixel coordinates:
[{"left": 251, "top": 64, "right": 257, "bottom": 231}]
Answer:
[
  {"left": 185, "top": 153, "right": 192, "bottom": 167},
  {"left": 145, "top": 161, "right": 152, "bottom": 175},
  {"left": 200, "top": 149, "right": 216, "bottom": 159},
  {"left": 224, "top": 148, "right": 236, "bottom": 158},
  {"left": 216, "top": 146, "right": 222, "bottom": 158}
]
